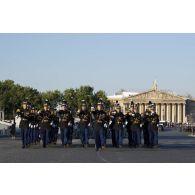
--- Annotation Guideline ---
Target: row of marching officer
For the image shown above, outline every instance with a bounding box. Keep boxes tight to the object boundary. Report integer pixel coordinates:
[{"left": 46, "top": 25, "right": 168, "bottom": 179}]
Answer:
[
  {"left": 16, "top": 98, "right": 109, "bottom": 151},
  {"left": 16, "top": 99, "right": 74, "bottom": 149},
  {"left": 110, "top": 101, "right": 160, "bottom": 149},
  {"left": 17, "top": 98, "right": 159, "bottom": 150},
  {"left": 16, "top": 98, "right": 106, "bottom": 150}
]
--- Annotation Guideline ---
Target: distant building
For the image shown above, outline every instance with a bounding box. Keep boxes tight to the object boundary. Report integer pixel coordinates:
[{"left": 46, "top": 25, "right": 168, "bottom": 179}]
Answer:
[
  {"left": 108, "top": 81, "right": 195, "bottom": 124},
  {"left": 107, "top": 91, "right": 138, "bottom": 101}
]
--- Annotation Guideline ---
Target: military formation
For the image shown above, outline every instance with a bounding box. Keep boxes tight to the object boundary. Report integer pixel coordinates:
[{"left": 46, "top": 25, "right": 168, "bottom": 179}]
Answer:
[{"left": 16, "top": 99, "right": 159, "bottom": 151}]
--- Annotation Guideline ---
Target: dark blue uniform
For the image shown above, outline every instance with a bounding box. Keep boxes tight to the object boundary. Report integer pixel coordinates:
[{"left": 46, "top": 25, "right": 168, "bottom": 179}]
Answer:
[
  {"left": 39, "top": 110, "right": 52, "bottom": 148},
  {"left": 18, "top": 108, "right": 31, "bottom": 148},
  {"left": 29, "top": 111, "right": 39, "bottom": 144},
  {"left": 78, "top": 110, "right": 91, "bottom": 147},
  {"left": 92, "top": 110, "right": 108, "bottom": 151},
  {"left": 131, "top": 112, "right": 142, "bottom": 147},
  {"left": 50, "top": 113, "right": 59, "bottom": 145},
  {"left": 148, "top": 112, "right": 159, "bottom": 147},
  {"left": 58, "top": 110, "right": 72, "bottom": 147},
  {"left": 112, "top": 111, "right": 125, "bottom": 148},
  {"left": 125, "top": 112, "right": 134, "bottom": 147},
  {"left": 142, "top": 110, "right": 151, "bottom": 147},
  {"left": 109, "top": 111, "right": 117, "bottom": 147}
]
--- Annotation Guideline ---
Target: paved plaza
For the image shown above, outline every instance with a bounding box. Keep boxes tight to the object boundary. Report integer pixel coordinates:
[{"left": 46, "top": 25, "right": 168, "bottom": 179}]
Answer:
[{"left": 0, "top": 128, "right": 195, "bottom": 163}]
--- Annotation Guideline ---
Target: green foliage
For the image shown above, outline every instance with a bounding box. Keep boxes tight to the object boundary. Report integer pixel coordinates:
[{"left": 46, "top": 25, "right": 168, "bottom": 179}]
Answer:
[
  {"left": 41, "top": 90, "right": 62, "bottom": 107},
  {"left": 0, "top": 80, "right": 110, "bottom": 119},
  {"left": 63, "top": 88, "right": 77, "bottom": 112},
  {"left": 0, "top": 80, "right": 42, "bottom": 119},
  {"left": 94, "top": 90, "right": 110, "bottom": 109},
  {"left": 76, "top": 86, "right": 94, "bottom": 109}
]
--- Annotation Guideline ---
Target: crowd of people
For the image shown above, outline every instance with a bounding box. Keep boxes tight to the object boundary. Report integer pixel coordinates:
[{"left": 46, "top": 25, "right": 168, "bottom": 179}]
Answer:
[{"left": 16, "top": 99, "right": 160, "bottom": 151}]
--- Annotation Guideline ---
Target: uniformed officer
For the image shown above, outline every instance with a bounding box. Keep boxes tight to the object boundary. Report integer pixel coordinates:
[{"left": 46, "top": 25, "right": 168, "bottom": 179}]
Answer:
[
  {"left": 68, "top": 114, "right": 75, "bottom": 146},
  {"left": 131, "top": 103, "right": 142, "bottom": 148},
  {"left": 125, "top": 101, "right": 134, "bottom": 147},
  {"left": 92, "top": 99, "right": 108, "bottom": 151},
  {"left": 77, "top": 100, "right": 91, "bottom": 148},
  {"left": 109, "top": 109, "right": 117, "bottom": 147},
  {"left": 17, "top": 99, "right": 31, "bottom": 149},
  {"left": 112, "top": 104, "right": 125, "bottom": 148},
  {"left": 38, "top": 100, "right": 52, "bottom": 148},
  {"left": 29, "top": 107, "right": 39, "bottom": 144},
  {"left": 58, "top": 100, "right": 73, "bottom": 148},
  {"left": 148, "top": 103, "right": 160, "bottom": 148},
  {"left": 142, "top": 101, "right": 152, "bottom": 147},
  {"left": 50, "top": 108, "right": 59, "bottom": 145}
]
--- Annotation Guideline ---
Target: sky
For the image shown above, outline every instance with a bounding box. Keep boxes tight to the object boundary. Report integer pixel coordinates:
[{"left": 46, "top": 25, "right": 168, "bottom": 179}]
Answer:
[{"left": 0, "top": 33, "right": 195, "bottom": 96}]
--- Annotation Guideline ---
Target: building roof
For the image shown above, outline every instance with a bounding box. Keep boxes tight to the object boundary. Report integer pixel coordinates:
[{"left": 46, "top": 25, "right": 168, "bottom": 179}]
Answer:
[
  {"left": 108, "top": 81, "right": 189, "bottom": 102},
  {"left": 123, "top": 89, "right": 186, "bottom": 103}
]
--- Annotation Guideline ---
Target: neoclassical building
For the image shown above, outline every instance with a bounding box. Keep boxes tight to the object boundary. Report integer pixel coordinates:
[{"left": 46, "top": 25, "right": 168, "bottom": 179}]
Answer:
[{"left": 108, "top": 82, "right": 195, "bottom": 124}]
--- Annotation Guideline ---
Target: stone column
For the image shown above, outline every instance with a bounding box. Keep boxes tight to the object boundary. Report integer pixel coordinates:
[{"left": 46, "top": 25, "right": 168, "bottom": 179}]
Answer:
[
  {"left": 172, "top": 104, "right": 175, "bottom": 123},
  {"left": 166, "top": 104, "right": 170, "bottom": 122},
  {"left": 143, "top": 104, "right": 146, "bottom": 113},
  {"left": 144, "top": 103, "right": 146, "bottom": 113},
  {"left": 175, "top": 104, "right": 178, "bottom": 123},
  {"left": 156, "top": 104, "right": 159, "bottom": 115},
  {"left": 141, "top": 104, "right": 144, "bottom": 114},
  {"left": 164, "top": 104, "right": 167, "bottom": 121},
  {"left": 175, "top": 103, "right": 177, "bottom": 123},
  {"left": 158, "top": 104, "right": 161, "bottom": 120},
  {"left": 177, "top": 104, "right": 181, "bottom": 123},
  {"left": 161, "top": 104, "right": 165, "bottom": 121},
  {"left": 138, "top": 104, "right": 141, "bottom": 114}
]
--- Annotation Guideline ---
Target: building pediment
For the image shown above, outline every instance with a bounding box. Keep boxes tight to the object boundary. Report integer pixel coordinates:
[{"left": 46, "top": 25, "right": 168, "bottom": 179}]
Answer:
[{"left": 123, "top": 90, "right": 186, "bottom": 103}]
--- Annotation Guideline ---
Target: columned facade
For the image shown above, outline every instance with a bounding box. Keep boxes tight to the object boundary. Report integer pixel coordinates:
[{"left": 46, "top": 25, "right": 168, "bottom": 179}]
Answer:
[
  {"left": 121, "top": 101, "right": 186, "bottom": 123},
  {"left": 142, "top": 103, "right": 186, "bottom": 123},
  {"left": 108, "top": 82, "right": 190, "bottom": 124},
  {"left": 121, "top": 89, "right": 187, "bottom": 124}
]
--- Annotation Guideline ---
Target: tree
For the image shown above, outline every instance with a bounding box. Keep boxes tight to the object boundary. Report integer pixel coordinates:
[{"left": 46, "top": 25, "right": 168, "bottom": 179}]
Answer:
[
  {"left": 63, "top": 88, "right": 77, "bottom": 112},
  {"left": 76, "top": 86, "right": 94, "bottom": 109},
  {"left": 94, "top": 90, "right": 110, "bottom": 110},
  {"left": 0, "top": 80, "right": 110, "bottom": 119},
  {"left": 0, "top": 80, "right": 42, "bottom": 119},
  {"left": 41, "top": 90, "right": 63, "bottom": 107}
]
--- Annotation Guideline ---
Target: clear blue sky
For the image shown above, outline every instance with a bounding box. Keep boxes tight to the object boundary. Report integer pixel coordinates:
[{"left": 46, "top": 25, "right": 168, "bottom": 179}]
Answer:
[{"left": 0, "top": 34, "right": 195, "bottom": 96}]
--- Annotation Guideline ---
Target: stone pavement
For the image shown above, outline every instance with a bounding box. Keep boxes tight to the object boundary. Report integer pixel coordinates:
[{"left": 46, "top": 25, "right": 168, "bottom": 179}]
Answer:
[{"left": 0, "top": 128, "right": 195, "bottom": 163}]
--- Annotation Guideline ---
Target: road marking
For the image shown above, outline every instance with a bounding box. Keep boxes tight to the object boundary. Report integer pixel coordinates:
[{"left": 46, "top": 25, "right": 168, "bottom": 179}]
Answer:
[{"left": 96, "top": 151, "right": 111, "bottom": 163}]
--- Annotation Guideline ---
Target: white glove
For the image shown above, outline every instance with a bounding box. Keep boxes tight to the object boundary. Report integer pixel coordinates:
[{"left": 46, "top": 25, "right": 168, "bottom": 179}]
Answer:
[{"left": 104, "top": 124, "right": 108, "bottom": 128}]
